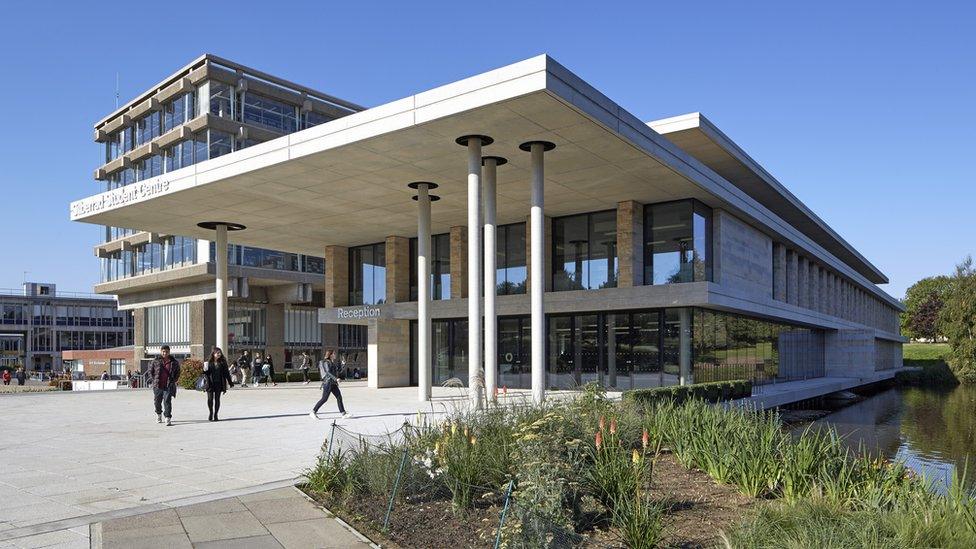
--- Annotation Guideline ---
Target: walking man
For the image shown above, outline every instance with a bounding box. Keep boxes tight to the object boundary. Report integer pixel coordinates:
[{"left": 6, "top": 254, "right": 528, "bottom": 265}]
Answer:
[
  {"left": 236, "top": 350, "right": 250, "bottom": 387},
  {"left": 310, "top": 349, "right": 350, "bottom": 419},
  {"left": 148, "top": 345, "right": 181, "bottom": 426},
  {"left": 298, "top": 351, "right": 311, "bottom": 384}
]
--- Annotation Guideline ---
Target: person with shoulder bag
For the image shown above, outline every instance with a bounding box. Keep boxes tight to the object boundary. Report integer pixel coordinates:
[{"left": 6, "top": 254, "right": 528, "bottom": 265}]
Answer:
[
  {"left": 309, "top": 349, "right": 350, "bottom": 419},
  {"left": 203, "top": 347, "right": 233, "bottom": 421}
]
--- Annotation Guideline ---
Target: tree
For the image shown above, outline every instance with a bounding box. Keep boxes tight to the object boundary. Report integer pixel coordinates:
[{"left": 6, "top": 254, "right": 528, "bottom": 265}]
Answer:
[
  {"left": 939, "top": 256, "right": 976, "bottom": 383},
  {"left": 901, "top": 275, "right": 954, "bottom": 341}
]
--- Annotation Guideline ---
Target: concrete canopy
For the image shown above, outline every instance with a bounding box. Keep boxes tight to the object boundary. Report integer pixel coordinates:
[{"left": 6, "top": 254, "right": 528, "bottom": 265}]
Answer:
[{"left": 70, "top": 54, "right": 896, "bottom": 304}]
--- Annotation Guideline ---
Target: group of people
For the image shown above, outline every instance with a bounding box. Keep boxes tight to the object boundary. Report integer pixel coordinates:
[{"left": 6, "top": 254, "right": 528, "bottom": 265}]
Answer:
[
  {"left": 1, "top": 367, "right": 27, "bottom": 386},
  {"left": 146, "top": 346, "right": 350, "bottom": 426},
  {"left": 229, "top": 350, "right": 280, "bottom": 387}
]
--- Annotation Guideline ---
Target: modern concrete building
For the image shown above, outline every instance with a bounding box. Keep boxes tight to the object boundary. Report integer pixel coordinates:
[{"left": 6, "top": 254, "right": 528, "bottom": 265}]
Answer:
[
  {"left": 88, "top": 55, "right": 367, "bottom": 370},
  {"left": 0, "top": 282, "right": 132, "bottom": 371},
  {"left": 72, "top": 54, "right": 904, "bottom": 404}
]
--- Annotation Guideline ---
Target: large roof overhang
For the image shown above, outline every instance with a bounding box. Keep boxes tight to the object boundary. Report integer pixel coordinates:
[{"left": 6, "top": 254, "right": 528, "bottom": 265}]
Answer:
[
  {"left": 70, "top": 54, "right": 899, "bottom": 307},
  {"left": 649, "top": 113, "right": 888, "bottom": 284}
]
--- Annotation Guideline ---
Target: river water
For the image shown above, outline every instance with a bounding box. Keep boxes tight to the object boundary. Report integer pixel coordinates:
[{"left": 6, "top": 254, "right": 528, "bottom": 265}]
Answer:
[{"left": 803, "top": 384, "right": 976, "bottom": 491}]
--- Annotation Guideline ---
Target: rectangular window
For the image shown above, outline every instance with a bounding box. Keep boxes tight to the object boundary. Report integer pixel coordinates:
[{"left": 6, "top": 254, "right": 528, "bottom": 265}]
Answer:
[
  {"left": 242, "top": 92, "right": 298, "bottom": 133},
  {"left": 163, "top": 92, "right": 196, "bottom": 132},
  {"left": 644, "top": 200, "right": 712, "bottom": 285},
  {"left": 135, "top": 112, "right": 161, "bottom": 145},
  {"left": 552, "top": 211, "right": 617, "bottom": 291},
  {"left": 210, "top": 81, "right": 234, "bottom": 118},
  {"left": 409, "top": 234, "right": 451, "bottom": 301},
  {"left": 349, "top": 243, "right": 386, "bottom": 305},
  {"left": 146, "top": 303, "right": 190, "bottom": 346},
  {"left": 228, "top": 304, "right": 266, "bottom": 347},
  {"left": 302, "top": 110, "right": 332, "bottom": 129},
  {"left": 497, "top": 223, "right": 527, "bottom": 295},
  {"left": 284, "top": 308, "right": 321, "bottom": 346},
  {"left": 209, "top": 130, "right": 233, "bottom": 159}
]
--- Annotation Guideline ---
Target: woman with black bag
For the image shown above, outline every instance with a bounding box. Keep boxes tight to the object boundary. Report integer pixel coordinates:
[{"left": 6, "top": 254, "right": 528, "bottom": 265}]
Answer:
[{"left": 203, "top": 347, "right": 233, "bottom": 421}]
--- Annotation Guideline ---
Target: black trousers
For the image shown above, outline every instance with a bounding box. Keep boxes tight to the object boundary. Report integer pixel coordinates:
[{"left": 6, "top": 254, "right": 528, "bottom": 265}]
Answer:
[
  {"left": 207, "top": 391, "right": 222, "bottom": 417},
  {"left": 301, "top": 369, "right": 309, "bottom": 382},
  {"left": 153, "top": 388, "right": 173, "bottom": 418},
  {"left": 313, "top": 381, "right": 346, "bottom": 413}
]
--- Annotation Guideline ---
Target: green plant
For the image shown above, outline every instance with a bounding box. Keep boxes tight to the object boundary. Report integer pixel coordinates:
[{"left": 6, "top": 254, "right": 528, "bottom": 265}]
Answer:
[
  {"left": 623, "top": 380, "right": 752, "bottom": 406},
  {"left": 613, "top": 492, "right": 666, "bottom": 549},
  {"left": 940, "top": 256, "right": 976, "bottom": 383},
  {"left": 303, "top": 449, "right": 348, "bottom": 495},
  {"left": 586, "top": 415, "right": 652, "bottom": 509},
  {"left": 178, "top": 359, "right": 204, "bottom": 390}
]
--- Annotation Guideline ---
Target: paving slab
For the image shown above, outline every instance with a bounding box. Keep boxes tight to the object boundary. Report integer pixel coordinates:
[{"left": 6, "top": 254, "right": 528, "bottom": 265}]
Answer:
[
  {"left": 193, "top": 534, "right": 283, "bottom": 549},
  {"left": 180, "top": 510, "right": 268, "bottom": 543},
  {"left": 266, "top": 518, "right": 372, "bottom": 549},
  {"left": 241, "top": 496, "right": 326, "bottom": 525}
]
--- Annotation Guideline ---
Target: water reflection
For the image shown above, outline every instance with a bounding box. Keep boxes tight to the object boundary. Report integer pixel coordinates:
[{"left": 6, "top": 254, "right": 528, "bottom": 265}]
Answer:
[{"left": 804, "top": 385, "right": 976, "bottom": 491}]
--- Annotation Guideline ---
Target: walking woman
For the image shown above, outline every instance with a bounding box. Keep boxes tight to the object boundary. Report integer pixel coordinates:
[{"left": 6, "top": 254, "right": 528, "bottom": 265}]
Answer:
[
  {"left": 264, "top": 354, "right": 278, "bottom": 387},
  {"left": 309, "top": 349, "right": 351, "bottom": 419},
  {"left": 204, "top": 347, "right": 233, "bottom": 421}
]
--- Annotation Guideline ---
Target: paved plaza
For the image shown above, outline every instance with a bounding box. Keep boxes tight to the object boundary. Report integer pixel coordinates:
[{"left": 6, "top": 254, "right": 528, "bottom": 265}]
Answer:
[{"left": 0, "top": 382, "right": 494, "bottom": 548}]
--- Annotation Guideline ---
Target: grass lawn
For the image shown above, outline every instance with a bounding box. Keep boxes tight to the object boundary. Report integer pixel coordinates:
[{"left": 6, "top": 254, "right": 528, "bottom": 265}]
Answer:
[{"left": 903, "top": 343, "right": 950, "bottom": 362}]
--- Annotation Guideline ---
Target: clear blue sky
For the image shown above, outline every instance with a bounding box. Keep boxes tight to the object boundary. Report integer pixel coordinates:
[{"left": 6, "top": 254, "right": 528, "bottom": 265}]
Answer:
[{"left": 1, "top": 1, "right": 972, "bottom": 299}]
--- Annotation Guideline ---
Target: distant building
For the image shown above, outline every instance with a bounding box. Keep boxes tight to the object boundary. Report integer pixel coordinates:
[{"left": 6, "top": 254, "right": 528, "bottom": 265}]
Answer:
[{"left": 0, "top": 283, "right": 132, "bottom": 371}]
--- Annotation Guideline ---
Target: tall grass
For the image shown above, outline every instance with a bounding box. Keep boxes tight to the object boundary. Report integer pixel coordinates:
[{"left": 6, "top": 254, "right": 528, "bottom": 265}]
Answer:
[{"left": 302, "top": 386, "right": 976, "bottom": 548}]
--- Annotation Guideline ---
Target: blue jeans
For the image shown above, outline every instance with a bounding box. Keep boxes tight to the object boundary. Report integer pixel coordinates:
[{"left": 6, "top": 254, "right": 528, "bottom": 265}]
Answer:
[{"left": 153, "top": 388, "right": 173, "bottom": 418}]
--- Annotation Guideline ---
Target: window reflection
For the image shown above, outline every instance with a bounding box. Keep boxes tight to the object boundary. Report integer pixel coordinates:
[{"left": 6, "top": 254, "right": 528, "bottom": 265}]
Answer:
[
  {"left": 349, "top": 243, "right": 387, "bottom": 305},
  {"left": 497, "top": 223, "right": 526, "bottom": 295},
  {"left": 552, "top": 211, "right": 617, "bottom": 291},
  {"left": 409, "top": 234, "right": 451, "bottom": 301},
  {"left": 645, "top": 200, "right": 712, "bottom": 285}
]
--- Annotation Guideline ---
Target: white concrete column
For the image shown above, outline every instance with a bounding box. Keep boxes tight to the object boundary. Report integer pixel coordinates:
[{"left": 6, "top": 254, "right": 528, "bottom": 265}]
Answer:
[
  {"left": 410, "top": 182, "right": 438, "bottom": 402},
  {"left": 199, "top": 221, "right": 244, "bottom": 355},
  {"left": 521, "top": 140, "right": 555, "bottom": 404},
  {"left": 215, "top": 223, "right": 228, "bottom": 353},
  {"left": 458, "top": 135, "right": 491, "bottom": 410},
  {"left": 482, "top": 156, "right": 505, "bottom": 403}
]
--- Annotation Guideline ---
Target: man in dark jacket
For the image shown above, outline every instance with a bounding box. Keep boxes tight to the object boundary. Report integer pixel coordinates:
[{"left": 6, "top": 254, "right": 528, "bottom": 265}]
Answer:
[{"left": 147, "top": 345, "right": 181, "bottom": 426}]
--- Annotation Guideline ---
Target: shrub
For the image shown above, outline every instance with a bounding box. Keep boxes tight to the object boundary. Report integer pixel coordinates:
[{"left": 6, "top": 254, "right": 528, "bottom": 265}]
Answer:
[
  {"left": 178, "top": 359, "right": 204, "bottom": 390},
  {"left": 895, "top": 361, "right": 958, "bottom": 386},
  {"left": 623, "top": 380, "right": 752, "bottom": 406}
]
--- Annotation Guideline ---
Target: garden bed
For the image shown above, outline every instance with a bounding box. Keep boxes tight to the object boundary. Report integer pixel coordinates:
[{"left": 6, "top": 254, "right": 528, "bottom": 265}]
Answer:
[{"left": 302, "top": 451, "right": 752, "bottom": 548}]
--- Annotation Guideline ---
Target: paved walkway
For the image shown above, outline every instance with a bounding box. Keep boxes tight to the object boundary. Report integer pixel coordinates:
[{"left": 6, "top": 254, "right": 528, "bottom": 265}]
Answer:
[
  {"left": 0, "top": 382, "right": 543, "bottom": 548},
  {"left": 739, "top": 370, "right": 899, "bottom": 409},
  {"left": 92, "top": 487, "right": 372, "bottom": 549},
  {"left": 0, "top": 382, "right": 458, "bottom": 547}
]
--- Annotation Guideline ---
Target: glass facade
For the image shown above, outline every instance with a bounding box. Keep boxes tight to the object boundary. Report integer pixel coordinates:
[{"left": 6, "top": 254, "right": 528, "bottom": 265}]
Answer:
[
  {"left": 98, "top": 75, "right": 352, "bottom": 287},
  {"left": 645, "top": 200, "right": 712, "bottom": 285},
  {"left": 162, "top": 92, "right": 196, "bottom": 132},
  {"left": 692, "top": 309, "right": 825, "bottom": 384},
  {"left": 242, "top": 92, "right": 298, "bottom": 133},
  {"left": 135, "top": 112, "right": 161, "bottom": 146},
  {"left": 553, "top": 211, "right": 617, "bottom": 291},
  {"left": 410, "top": 308, "right": 824, "bottom": 390},
  {"left": 349, "top": 243, "right": 386, "bottom": 305},
  {"left": 409, "top": 233, "right": 451, "bottom": 301},
  {"left": 101, "top": 237, "right": 197, "bottom": 282},
  {"left": 497, "top": 222, "right": 526, "bottom": 295},
  {"left": 228, "top": 304, "right": 266, "bottom": 348}
]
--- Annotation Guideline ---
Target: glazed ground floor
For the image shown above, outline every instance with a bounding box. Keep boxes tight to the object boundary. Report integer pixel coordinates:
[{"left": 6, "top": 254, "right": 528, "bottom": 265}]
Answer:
[{"left": 337, "top": 305, "right": 900, "bottom": 392}]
